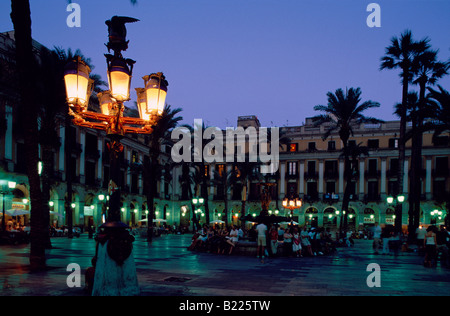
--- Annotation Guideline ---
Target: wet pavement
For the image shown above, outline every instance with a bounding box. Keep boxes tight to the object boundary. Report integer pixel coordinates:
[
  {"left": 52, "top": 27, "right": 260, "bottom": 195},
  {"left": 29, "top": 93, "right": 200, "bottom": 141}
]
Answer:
[{"left": 0, "top": 234, "right": 449, "bottom": 296}]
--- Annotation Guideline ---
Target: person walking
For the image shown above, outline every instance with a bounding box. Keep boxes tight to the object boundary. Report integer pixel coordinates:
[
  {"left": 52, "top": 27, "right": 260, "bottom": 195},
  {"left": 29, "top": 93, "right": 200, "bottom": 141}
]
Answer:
[{"left": 256, "top": 221, "right": 268, "bottom": 263}]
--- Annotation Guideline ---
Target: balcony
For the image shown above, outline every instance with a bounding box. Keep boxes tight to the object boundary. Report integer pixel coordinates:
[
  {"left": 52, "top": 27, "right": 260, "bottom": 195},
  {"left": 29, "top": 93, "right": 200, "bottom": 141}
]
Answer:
[
  {"left": 364, "top": 194, "right": 380, "bottom": 202},
  {"left": 285, "top": 172, "right": 298, "bottom": 179},
  {"left": 323, "top": 193, "right": 339, "bottom": 202},
  {"left": 304, "top": 194, "right": 319, "bottom": 203}
]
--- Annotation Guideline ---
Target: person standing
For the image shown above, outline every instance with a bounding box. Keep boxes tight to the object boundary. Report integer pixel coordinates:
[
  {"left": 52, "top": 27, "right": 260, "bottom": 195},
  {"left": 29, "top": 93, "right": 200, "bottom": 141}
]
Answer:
[
  {"left": 373, "top": 222, "right": 382, "bottom": 255},
  {"left": 269, "top": 226, "right": 279, "bottom": 257},
  {"left": 292, "top": 227, "right": 302, "bottom": 257},
  {"left": 424, "top": 226, "right": 437, "bottom": 268},
  {"left": 256, "top": 221, "right": 268, "bottom": 262}
]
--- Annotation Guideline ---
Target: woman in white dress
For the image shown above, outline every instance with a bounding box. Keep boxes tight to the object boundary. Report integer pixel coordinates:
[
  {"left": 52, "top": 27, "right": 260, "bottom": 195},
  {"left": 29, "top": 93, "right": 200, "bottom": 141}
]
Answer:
[{"left": 292, "top": 228, "right": 302, "bottom": 257}]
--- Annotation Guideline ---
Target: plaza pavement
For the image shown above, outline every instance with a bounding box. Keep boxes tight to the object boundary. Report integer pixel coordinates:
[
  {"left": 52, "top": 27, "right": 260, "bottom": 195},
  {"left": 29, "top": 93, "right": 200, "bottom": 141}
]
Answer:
[{"left": 0, "top": 233, "right": 449, "bottom": 296}]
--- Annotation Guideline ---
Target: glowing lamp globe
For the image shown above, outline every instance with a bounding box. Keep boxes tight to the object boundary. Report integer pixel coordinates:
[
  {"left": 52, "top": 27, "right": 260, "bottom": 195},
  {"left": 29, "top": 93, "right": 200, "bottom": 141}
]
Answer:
[
  {"left": 64, "top": 57, "right": 92, "bottom": 109},
  {"left": 107, "top": 57, "right": 133, "bottom": 102},
  {"left": 98, "top": 91, "right": 114, "bottom": 116},
  {"left": 143, "top": 73, "right": 168, "bottom": 115}
]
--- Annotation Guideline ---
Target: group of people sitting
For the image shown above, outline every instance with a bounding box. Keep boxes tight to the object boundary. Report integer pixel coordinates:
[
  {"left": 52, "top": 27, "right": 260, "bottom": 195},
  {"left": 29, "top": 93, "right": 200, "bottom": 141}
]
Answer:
[
  {"left": 188, "top": 223, "right": 338, "bottom": 257},
  {"left": 188, "top": 224, "right": 242, "bottom": 255},
  {"left": 267, "top": 225, "right": 337, "bottom": 257}
]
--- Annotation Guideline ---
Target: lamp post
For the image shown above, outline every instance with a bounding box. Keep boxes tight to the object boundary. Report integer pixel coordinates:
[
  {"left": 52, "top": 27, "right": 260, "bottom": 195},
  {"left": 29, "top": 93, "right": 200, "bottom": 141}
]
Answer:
[
  {"left": 387, "top": 194, "right": 405, "bottom": 232},
  {"left": 64, "top": 16, "right": 167, "bottom": 296},
  {"left": 282, "top": 194, "right": 302, "bottom": 220},
  {"left": 430, "top": 209, "right": 446, "bottom": 225},
  {"left": 192, "top": 198, "right": 204, "bottom": 230}
]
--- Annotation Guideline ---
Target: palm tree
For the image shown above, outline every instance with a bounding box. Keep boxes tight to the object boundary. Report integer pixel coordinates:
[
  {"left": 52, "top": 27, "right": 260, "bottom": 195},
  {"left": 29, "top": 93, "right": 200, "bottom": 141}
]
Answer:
[
  {"left": 312, "top": 87, "right": 382, "bottom": 233},
  {"left": 380, "top": 30, "right": 430, "bottom": 233},
  {"left": 10, "top": 0, "right": 47, "bottom": 271},
  {"left": 408, "top": 49, "right": 449, "bottom": 232},
  {"left": 143, "top": 104, "right": 183, "bottom": 242},
  {"left": 427, "top": 85, "right": 450, "bottom": 135}
]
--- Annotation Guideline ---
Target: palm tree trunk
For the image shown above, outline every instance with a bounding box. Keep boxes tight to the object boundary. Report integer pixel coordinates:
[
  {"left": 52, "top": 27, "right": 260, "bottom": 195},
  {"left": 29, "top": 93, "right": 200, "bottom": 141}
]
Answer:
[
  {"left": 65, "top": 114, "right": 73, "bottom": 238},
  {"left": 41, "top": 146, "right": 53, "bottom": 248},
  {"left": 11, "top": 0, "right": 46, "bottom": 271},
  {"left": 413, "top": 81, "right": 427, "bottom": 229},
  {"left": 397, "top": 74, "right": 409, "bottom": 236}
]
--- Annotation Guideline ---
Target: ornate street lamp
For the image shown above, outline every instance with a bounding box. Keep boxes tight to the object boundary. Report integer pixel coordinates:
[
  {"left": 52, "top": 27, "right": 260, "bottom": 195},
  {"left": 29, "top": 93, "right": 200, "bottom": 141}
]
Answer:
[
  {"left": 282, "top": 194, "right": 302, "bottom": 218},
  {"left": 387, "top": 194, "right": 405, "bottom": 230},
  {"left": 63, "top": 16, "right": 168, "bottom": 296}
]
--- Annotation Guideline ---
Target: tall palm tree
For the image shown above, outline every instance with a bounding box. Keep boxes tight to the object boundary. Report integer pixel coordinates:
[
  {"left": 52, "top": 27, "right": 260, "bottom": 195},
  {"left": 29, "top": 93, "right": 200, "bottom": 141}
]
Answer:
[
  {"left": 143, "top": 104, "right": 183, "bottom": 242},
  {"left": 10, "top": 0, "right": 47, "bottom": 271},
  {"left": 312, "top": 87, "right": 382, "bottom": 233},
  {"left": 409, "top": 49, "right": 449, "bottom": 231},
  {"left": 380, "top": 30, "right": 430, "bottom": 233}
]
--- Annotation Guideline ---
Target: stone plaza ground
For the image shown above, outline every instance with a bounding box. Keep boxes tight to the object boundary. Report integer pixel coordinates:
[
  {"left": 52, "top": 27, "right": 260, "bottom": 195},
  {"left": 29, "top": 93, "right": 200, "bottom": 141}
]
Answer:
[{"left": 0, "top": 233, "right": 449, "bottom": 296}]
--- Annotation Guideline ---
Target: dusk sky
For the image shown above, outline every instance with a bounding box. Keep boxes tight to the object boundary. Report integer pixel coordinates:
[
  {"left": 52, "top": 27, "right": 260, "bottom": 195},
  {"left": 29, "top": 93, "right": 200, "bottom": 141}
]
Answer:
[{"left": 1, "top": 0, "right": 449, "bottom": 129}]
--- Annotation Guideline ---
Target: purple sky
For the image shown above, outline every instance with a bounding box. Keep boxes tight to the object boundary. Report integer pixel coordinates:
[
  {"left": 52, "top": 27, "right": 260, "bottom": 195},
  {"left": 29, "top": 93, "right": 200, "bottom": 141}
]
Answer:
[{"left": 1, "top": 0, "right": 449, "bottom": 129}]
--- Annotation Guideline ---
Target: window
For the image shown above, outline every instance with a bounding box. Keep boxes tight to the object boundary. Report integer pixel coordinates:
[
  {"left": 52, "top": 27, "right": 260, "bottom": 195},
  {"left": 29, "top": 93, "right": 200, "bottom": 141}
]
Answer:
[
  {"left": 216, "top": 164, "right": 225, "bottom": 177},
  {"left": 288, "top": 143, "right": 298, "bottom": 152},
  {"left": 367, "top": 139, "right": 379, "bottom": 149},
  {"left": 287, "top": 182, "right": 298, "bottom": 196},
  {"left": 307, "top": 161, "right": 316, "bottom": 174},
  {"left": 389, "top": 158, "right": 398, "bottom": 172},
  {"left": 389, "top": 138, "right": 399, "bottom": 149},
  {"left": 306, "top": 182, "right": 318, "bottom": 199},
  {"left": 326, "top": 181, "right": 336, "bottom": 194},
  {"left": 367, "top": 181, "right": 379, "bottom": 200},
  {"left": 348, "top": 140, "right": 356, "bottom": 147},
  {"left": 328, "top": 141, "right": 336, "bottom": 151},
  {"left": 288, "top": 161, "right": 297, "bottom": 176},
  {"left": 131, "top": 151, "right": 138, "bottom": 163},
  {"left": 368, "top": 159, "right": 378, "bottom": 172},
  {"left": 324, "top": 160, "right": 338, "bottom": 178},
  {"left": 436, "top": 157, "right": 448, "bottom": 172},
  {"left": 308, "top": 142, "right": 316, "bottom": 151},
  {"left": 85, "top": 161, "right": 96, "bottom": 186},
  {"left": 433, "top": 136, "right": 449, "bottom": 147}
]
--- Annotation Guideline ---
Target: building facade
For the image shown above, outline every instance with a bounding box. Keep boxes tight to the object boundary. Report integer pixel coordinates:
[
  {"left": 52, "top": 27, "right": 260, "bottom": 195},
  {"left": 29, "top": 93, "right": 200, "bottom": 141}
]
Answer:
[{"left": 1, "top": 31, "right": 449, "bottom": 232}]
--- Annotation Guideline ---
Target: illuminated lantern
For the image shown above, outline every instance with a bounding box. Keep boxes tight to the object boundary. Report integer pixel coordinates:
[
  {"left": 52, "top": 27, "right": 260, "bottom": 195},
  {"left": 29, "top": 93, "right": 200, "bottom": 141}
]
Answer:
[
  {"left": 143, "top": 72, "right": 168, "bottom": 115},
  {"left": 107, "top": 57, "right": 133, "bottom": 102},
  {"left": 98, "top": 91, "right": 114, "bottom": 116},
  {"left": 64, "top": 57, "right": 92, "bottom": 109},
  {"left": 135, "top": 88, "right": 150, "bottom": 121}
]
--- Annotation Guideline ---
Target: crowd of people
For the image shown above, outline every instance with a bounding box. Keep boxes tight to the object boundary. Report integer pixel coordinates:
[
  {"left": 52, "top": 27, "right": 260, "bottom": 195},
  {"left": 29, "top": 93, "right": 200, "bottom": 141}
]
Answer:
[
  {"left": 187, "top": 222, "right": 343, "bottom": 259},
  {"left": 186, "top": 220, "right": 450, "bottom": 268},
  {"left": 371, "top": 222, "right": 450, "bottom": 268}
]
